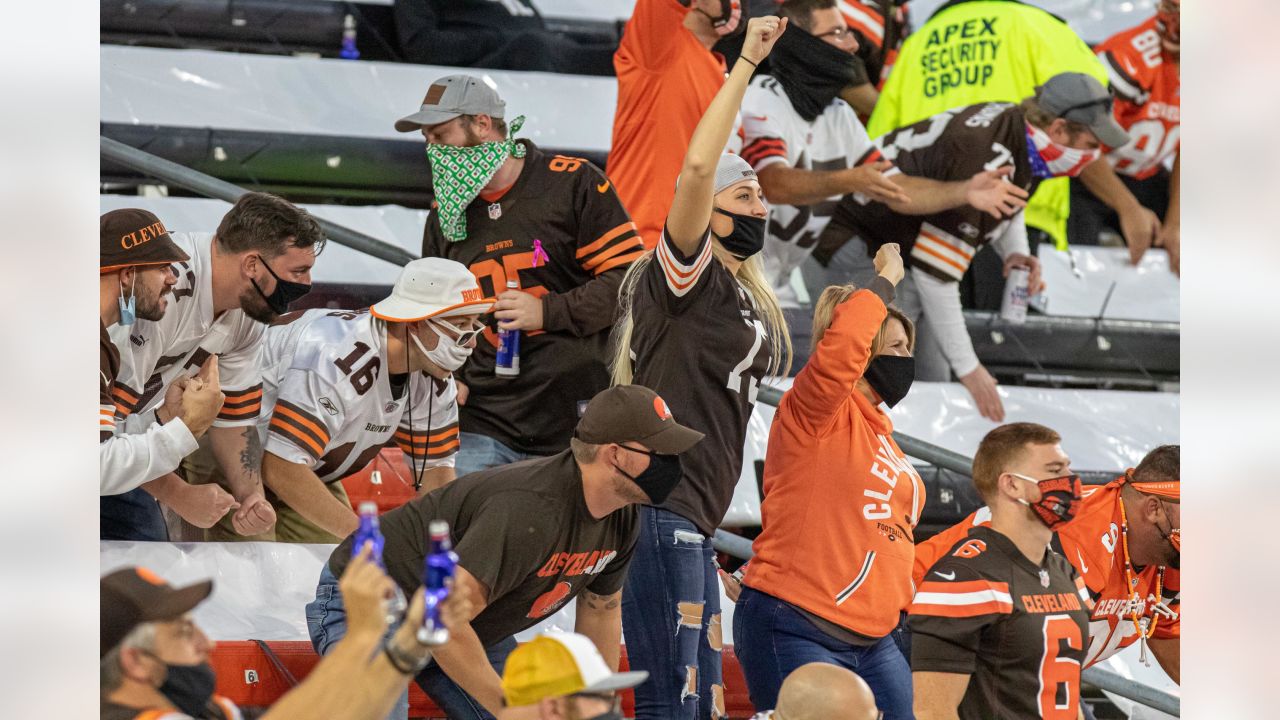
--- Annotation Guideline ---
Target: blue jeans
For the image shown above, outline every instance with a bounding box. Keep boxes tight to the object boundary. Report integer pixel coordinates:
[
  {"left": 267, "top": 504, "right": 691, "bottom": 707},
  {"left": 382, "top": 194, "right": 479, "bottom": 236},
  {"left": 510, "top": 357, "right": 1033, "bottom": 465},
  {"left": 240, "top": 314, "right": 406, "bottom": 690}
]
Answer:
[
  {"left": 454, "top": 432, "right": 535, "bottom": 478},
  {"left": 733, "top": 586, "right": 914, "bottom": 720},
  {"left": 100, "top": 487, "right": 169, "bottom": 541},
  {"left": 622, "top": 507, "right": 723, "bottom": 720},
  {"left": 305, "top": 565, "right": 516, "bottom": 720}
]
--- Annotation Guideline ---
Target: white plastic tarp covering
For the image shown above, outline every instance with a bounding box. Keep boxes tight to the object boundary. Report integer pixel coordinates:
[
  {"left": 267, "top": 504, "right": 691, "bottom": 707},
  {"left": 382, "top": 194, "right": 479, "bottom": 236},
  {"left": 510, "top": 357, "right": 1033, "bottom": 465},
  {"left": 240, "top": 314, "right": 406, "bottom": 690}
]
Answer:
[
  {"left": 1037, "top": 245, "right": 1179, "bottom": 322},
  {"left": 101, "top": 45, "right": 617, "bottom": 152},
  {"left": 723, "top": 381, "right": 1179, "bottom": 526},
  {"left": 314, "top": 0, "right": 635, "bottom": 22},
  {"left": 99, "top": 195, "right": 424, "bottom": 285}
]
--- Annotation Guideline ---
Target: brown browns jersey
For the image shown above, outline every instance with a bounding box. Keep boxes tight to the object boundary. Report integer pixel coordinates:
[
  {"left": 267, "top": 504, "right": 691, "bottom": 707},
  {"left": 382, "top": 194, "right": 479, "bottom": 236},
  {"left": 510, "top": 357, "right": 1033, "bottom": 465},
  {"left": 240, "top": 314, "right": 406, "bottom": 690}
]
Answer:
[
  {"left": 910, "top": 526, "right": 1091, "bottom": 720},
  {"left": 819, "top": 102, "right": 1040, "bottom": 283},
  {"left": 330, "top": 450, "right": 638, "bottom": 647},
  {"left": 422, "top": 142, "right": 643, "bottom": 455},
  {"left": 101, "top": 320, "right": 122, "bottom": 442},
  {"left": 626, "top": 227, "right": 773, "bottom": 535}
]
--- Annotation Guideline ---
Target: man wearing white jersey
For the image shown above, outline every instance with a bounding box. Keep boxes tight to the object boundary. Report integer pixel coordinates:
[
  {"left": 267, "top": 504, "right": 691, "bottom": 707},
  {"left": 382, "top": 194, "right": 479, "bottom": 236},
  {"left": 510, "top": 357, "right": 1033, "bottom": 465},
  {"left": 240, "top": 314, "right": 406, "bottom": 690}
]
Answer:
[
  {"left": 99, "top": 209, "right": 236, "bottom": 541},
  {"left": 257, "top": 258, "right": 489, "bottom": 542},
  {"left": 108, "top": 192, "right": 323, "bottom": 540},
  {"left": 743, "top": 0, "right": 1028, "bottom": 368}
]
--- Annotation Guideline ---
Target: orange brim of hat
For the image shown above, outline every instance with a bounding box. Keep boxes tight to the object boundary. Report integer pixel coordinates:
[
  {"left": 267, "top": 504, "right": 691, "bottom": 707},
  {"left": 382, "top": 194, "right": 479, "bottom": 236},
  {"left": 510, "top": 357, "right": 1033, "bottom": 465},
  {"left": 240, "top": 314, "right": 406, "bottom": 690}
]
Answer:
[{"left": 369, "top": 297, "right": 493, "bottom": 323}]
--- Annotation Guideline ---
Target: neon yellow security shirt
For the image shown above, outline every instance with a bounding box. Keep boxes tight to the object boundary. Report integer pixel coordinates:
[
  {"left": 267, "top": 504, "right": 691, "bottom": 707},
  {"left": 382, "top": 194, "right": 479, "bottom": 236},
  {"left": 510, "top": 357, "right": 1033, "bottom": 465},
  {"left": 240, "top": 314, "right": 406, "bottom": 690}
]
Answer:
[{"left": 868, "top": 0, "right": 1108, "bottom": 247}]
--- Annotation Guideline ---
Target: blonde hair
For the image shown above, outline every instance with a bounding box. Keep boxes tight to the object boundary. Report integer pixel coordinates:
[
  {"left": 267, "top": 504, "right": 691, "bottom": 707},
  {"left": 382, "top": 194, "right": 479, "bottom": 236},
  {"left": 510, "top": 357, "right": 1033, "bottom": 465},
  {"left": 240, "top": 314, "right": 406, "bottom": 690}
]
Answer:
[
  {"left": 810, "top": 284, "right": 916, "bottom": 356},
  {"left": 610, "top": 244, "right": 792, "bottom": 385}
]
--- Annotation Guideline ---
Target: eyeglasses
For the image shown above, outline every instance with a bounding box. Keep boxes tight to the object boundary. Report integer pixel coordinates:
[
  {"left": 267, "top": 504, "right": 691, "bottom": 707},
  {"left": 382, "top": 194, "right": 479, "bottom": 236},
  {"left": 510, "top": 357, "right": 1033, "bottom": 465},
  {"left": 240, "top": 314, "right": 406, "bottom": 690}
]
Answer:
[
  {"left": 814, "top": 26, "right": 858, "bottom": 45},
  {"left": 430, "top": 317, "right": 485, "bottom": 345}
]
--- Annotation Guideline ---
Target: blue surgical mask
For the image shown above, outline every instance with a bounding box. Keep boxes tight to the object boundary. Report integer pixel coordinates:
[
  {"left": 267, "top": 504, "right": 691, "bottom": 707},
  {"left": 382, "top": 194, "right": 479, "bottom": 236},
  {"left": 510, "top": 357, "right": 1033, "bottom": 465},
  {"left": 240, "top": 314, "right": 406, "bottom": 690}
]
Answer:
[{"left": 118, "top": 280, "right": 137, "bottom": 326}]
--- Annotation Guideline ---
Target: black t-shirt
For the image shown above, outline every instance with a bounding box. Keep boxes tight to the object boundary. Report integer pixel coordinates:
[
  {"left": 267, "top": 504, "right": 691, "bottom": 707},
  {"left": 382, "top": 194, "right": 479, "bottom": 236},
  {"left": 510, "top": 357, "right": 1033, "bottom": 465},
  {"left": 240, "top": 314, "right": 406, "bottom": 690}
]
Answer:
[
  {"left": 330, "top": 450, "right": 638, "bottom": 647},
  {"left": 422, "top": 142, "right": 643, "bottom": 455},
  {"left": 910, "top": 526, "right": 1091, "bottom": 720},
  {"left": 818, "top": 102, "right": 1040, "bottom": 283},
  {"left": 627, "top": 227, "right": 772, "bottom": 536}
]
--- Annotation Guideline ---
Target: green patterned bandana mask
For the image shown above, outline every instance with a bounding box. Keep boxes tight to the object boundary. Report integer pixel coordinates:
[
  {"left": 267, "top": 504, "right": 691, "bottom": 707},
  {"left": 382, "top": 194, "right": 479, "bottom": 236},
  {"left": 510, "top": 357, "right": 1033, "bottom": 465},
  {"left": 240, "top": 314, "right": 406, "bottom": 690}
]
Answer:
[{"left": 426, "top": 116, "right": 527, "bottom": 242}]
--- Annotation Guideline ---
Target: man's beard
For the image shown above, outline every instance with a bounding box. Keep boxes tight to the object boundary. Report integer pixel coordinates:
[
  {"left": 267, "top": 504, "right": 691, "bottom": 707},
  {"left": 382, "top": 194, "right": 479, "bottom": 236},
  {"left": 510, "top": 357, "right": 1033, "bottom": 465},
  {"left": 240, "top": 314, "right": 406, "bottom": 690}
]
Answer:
[
  {"left": 238, "top": 286, "right": 278, "bottom": 324},
  {"left": 135, "top": 292, "right": 168, "bottom": 322}
]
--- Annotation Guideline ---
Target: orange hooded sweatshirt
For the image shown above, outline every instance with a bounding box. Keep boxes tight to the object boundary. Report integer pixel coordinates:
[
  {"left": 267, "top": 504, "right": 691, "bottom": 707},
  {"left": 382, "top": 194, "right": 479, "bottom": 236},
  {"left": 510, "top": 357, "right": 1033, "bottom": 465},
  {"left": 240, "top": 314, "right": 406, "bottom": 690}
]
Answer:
[{"left": 743, "top": 279, "right": 925, "bottom": 638}]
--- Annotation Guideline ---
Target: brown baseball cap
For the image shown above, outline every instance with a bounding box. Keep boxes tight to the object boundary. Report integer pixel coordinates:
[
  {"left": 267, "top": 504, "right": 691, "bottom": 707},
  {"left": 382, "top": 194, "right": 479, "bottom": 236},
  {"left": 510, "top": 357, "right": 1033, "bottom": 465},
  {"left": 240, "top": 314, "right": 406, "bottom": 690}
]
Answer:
[
  {"left": 100, "top": 208, "right": 190, "bottom": 273},
  {"left": 575, "top": 385, "right": 704, "bottom": 455},
  {"left": 101, "top": 567, "right": 213, "bottom": 657}
]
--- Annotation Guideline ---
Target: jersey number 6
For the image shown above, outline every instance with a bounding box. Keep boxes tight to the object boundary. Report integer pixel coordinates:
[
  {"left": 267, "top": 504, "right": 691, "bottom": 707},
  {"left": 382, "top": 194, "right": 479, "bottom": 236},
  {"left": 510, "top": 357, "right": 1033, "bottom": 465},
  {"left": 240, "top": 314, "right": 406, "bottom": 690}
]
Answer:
[{"left": 1039, "top": 614, "right": 1084, "bottom": 719}]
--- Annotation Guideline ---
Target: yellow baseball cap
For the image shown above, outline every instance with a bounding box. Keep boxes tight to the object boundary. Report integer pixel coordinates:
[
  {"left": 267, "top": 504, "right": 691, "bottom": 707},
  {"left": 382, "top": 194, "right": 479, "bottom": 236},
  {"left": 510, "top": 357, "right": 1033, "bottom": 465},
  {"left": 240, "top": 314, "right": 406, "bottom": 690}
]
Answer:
[{"left": 501, "top": 632, "right": 649, "bottom": 707}]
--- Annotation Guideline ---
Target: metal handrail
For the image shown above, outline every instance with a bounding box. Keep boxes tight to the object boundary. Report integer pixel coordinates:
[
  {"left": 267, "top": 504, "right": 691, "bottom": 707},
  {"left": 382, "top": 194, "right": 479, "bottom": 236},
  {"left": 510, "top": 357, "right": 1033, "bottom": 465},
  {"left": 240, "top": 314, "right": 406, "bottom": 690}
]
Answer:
[
  {"left": 100, "top": 136, "right": 418, "bottom": 267},
  {"left": 737, "top": 386, "right": 1177, "bottom": 716},
  {"left": 755, "top": 384, "right": 1117, "bottom": 485}
]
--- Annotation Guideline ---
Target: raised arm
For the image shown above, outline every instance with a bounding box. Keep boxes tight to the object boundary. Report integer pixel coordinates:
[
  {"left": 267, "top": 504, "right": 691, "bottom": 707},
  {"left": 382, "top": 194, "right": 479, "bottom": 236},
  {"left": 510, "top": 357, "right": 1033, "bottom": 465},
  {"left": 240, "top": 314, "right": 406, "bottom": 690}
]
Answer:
[
  {"left": 666, "top": 15, "right": 788, "bottom": 251},
  {"left": 786, "top": 244, "right": 902, "bottom": 435}
]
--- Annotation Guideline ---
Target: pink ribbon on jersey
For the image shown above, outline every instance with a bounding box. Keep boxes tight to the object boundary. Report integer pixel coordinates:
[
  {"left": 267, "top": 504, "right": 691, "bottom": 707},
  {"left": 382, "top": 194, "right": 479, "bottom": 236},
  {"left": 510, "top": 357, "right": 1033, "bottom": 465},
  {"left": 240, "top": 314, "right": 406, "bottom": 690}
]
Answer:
[{"left": 532, "top": 239, "right": 549, "bottom": 268}]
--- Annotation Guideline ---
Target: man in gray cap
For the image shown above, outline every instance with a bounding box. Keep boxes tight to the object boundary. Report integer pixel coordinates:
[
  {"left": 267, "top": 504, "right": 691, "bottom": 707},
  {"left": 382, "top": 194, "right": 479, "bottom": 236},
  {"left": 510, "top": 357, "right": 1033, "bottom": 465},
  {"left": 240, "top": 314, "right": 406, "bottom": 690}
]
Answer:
[
  {"left": 99, "top": 209, "right": 234, "bottom": 540},
  {"left": 395, "top": 75, "right": 645, "bottom": 482},
  {"left": 308, "top": 384, "right": 704, "bottom": 720},
  {"left": 812, "top": 71, "right": 1129, "bottom": 424}
]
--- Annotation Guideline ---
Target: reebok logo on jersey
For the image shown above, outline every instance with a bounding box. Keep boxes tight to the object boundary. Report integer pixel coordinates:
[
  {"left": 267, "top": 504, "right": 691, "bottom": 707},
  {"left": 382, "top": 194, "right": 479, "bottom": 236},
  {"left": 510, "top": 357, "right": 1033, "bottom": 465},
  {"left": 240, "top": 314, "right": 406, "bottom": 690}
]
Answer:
[{"left": 318, "top": 397, "right": 339, "bottom": 416}]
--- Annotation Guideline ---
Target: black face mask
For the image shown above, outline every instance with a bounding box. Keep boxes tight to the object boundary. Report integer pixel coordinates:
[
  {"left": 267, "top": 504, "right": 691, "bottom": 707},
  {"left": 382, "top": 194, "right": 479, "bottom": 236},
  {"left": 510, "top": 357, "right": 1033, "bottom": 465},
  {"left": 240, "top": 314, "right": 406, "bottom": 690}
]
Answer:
[
  {"left": 768, "top": 23, "right": 866, "bottom": 122},
  {"left": 712, "top": 208, "right": 766, "bottom": 260},
  {"left": 615, "top": 445, "right": 684, "bottom": 505},
  {"left": 696, "top": 0, "right": 744, "bottom": 37},
  {"left": 252, "top": 255, "right": 312, "bottom": 315},
  {"left": 158, "top": 661, "right": 217, "bottom": 717},
  {"left": 863, "top": 355, "right": 915, "bottom": 408}
]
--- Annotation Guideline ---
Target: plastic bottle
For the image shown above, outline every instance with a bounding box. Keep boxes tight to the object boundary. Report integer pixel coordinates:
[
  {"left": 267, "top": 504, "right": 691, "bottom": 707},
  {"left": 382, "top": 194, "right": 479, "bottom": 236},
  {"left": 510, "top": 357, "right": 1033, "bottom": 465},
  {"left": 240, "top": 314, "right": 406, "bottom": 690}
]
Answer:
[
  {"left": 352, "top": 502, "right": 407, "bottom": 622},
  {"left": 418, "top": 520, "right": 458, "bottom": 645},
  {"left": 339, "top": 14, "right": 360, "bottom": 60}
]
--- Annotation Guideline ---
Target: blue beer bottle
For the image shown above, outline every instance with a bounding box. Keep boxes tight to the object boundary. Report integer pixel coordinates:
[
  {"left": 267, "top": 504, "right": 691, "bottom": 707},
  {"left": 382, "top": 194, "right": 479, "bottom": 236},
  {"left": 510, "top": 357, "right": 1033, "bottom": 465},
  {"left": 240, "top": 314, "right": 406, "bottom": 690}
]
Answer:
[{"left": 495, "top": 279, "right": 521, "bottom": 377}]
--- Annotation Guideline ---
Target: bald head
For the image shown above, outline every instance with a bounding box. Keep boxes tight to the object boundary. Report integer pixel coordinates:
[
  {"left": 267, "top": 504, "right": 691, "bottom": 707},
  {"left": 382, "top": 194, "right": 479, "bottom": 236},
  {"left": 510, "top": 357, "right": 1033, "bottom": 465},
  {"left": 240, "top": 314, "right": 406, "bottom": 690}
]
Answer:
[{"left": 775, "top": 663, "right": 878, "bottom": 720}]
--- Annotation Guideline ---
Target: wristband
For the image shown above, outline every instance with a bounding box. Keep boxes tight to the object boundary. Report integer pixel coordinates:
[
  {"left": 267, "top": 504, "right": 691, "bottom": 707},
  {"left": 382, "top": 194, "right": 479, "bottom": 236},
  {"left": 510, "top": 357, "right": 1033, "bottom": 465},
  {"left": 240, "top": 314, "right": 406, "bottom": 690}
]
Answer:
[
  {"left": 382, "top": 637, "right": 432, "bottom": 676},
  {"left": 739, "top": 56, "right": 759, "bottom": 68}
]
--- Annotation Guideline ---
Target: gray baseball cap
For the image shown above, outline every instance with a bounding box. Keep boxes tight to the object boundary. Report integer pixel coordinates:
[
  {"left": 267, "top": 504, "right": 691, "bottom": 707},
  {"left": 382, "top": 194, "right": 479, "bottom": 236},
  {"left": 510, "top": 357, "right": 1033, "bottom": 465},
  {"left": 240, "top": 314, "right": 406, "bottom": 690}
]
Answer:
[
  {"left": 1036, "top": 72, "right": 1131, "bottom": 148},
  {"left": 395, "top": 74, "right": 506, "bottom": 133}
]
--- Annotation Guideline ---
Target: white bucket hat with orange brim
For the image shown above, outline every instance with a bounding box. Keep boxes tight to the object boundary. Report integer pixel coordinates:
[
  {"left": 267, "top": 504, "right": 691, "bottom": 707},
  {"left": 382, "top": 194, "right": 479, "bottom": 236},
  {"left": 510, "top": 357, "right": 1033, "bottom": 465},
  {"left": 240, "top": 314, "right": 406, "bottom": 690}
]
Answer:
[{"left": 370, "top": 257, "right": 492, "bottom": 322}]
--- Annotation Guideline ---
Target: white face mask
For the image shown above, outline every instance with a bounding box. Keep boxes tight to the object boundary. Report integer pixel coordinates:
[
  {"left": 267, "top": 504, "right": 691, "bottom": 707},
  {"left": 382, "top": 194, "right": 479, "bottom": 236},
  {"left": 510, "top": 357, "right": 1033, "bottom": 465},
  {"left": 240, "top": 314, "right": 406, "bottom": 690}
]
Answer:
[{"left": 409, "top": 321, "right": 473, "bottom": 372}]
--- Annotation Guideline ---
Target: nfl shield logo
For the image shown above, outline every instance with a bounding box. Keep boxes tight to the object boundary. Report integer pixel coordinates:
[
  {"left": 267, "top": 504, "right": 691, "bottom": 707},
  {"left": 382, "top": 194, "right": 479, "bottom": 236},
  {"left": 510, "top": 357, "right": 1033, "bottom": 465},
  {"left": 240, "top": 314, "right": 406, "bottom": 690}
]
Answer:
[
  {"left": 1039, "top": 569, "right": 1051, "bottom": 588},
  {"left": 385, "top": 402, "right": 399, "bottom": 413},
  {"left": 488, "top": 202, "right": 502, "bottom": 220}
]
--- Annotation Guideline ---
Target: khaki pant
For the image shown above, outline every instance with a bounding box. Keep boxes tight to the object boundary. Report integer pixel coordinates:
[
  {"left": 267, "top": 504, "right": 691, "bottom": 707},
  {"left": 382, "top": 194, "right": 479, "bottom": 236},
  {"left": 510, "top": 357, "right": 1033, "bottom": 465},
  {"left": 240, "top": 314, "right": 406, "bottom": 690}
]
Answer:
[{"left": 175, "top": 436, "right": 350, "bottom": 544}]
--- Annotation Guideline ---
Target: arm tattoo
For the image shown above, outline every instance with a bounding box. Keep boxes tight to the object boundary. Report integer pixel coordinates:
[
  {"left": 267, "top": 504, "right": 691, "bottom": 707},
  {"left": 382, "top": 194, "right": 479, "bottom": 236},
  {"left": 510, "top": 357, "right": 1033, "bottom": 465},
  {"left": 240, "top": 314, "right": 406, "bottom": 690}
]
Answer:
[
  {"left": 239, "top": 426, "right": 264, "bottom": 477},
  {"left": 582, "top": 591, "right": 621, "bottom": 611}
]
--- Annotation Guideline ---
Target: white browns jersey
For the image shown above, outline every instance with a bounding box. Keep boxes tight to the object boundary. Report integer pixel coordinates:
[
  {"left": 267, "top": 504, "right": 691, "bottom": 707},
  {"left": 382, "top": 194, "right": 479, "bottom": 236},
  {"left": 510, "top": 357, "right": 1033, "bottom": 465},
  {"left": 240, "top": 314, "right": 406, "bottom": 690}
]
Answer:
[
  {"left": 740, "top": 75, "right": 881, "bottom": 308},
  {"left": 108, "top": 232, "right": 266, "bottom": 429},
  {"left": 259, "top": 309, "right": 459, "bottom": 482}
]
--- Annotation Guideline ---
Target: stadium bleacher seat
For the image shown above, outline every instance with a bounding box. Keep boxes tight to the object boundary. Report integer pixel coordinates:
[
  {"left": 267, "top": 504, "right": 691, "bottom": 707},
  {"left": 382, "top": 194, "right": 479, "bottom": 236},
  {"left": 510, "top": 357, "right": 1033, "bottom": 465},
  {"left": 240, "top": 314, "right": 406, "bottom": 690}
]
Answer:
[{"left": 212, "top": 641, "right": 756, "bottom": 718}]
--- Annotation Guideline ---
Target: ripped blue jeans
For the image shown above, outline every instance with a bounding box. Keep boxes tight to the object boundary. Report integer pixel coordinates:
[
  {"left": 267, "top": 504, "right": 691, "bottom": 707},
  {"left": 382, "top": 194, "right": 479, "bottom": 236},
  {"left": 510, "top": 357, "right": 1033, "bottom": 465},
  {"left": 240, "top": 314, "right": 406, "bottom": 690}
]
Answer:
[{"left": 622, "top": 507, "right": 724, "bottom": 720}]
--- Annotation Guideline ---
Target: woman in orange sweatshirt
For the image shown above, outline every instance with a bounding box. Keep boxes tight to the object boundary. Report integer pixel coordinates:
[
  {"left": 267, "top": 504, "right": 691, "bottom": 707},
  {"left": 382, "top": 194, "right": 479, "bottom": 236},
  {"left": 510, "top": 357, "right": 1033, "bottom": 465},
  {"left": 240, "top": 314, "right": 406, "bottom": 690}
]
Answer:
[{"left": 734, "top": 243, "right": 923, "bottom": 720}]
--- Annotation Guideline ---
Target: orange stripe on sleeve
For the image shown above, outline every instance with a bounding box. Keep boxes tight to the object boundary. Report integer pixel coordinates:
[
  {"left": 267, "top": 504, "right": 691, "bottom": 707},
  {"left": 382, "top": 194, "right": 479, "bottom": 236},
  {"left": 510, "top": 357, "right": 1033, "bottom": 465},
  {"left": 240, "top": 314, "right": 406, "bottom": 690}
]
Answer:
[
  {"left": 913, "top": 244, "right": 968, "bottom": 274},
  {"left": 908, "top": 599, "right": 1012, "bottom": 618},
  {"left": 583, "top": 240, "right": 642, "bottom": 272},
  {"left": 594, "top": 250, "right": 646, "bottom": 275},
  {"left": 270, "top": 417, "right": 324, "bottom": 457},
  {"left": 217, "top": 401, "right": 262, "bottom": 418},
  {"left": 576, "top": 222, "right": 638, "bottom": 259},
  {"left": 273, "top": 405, "right": 330, "bottom": 445}
]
